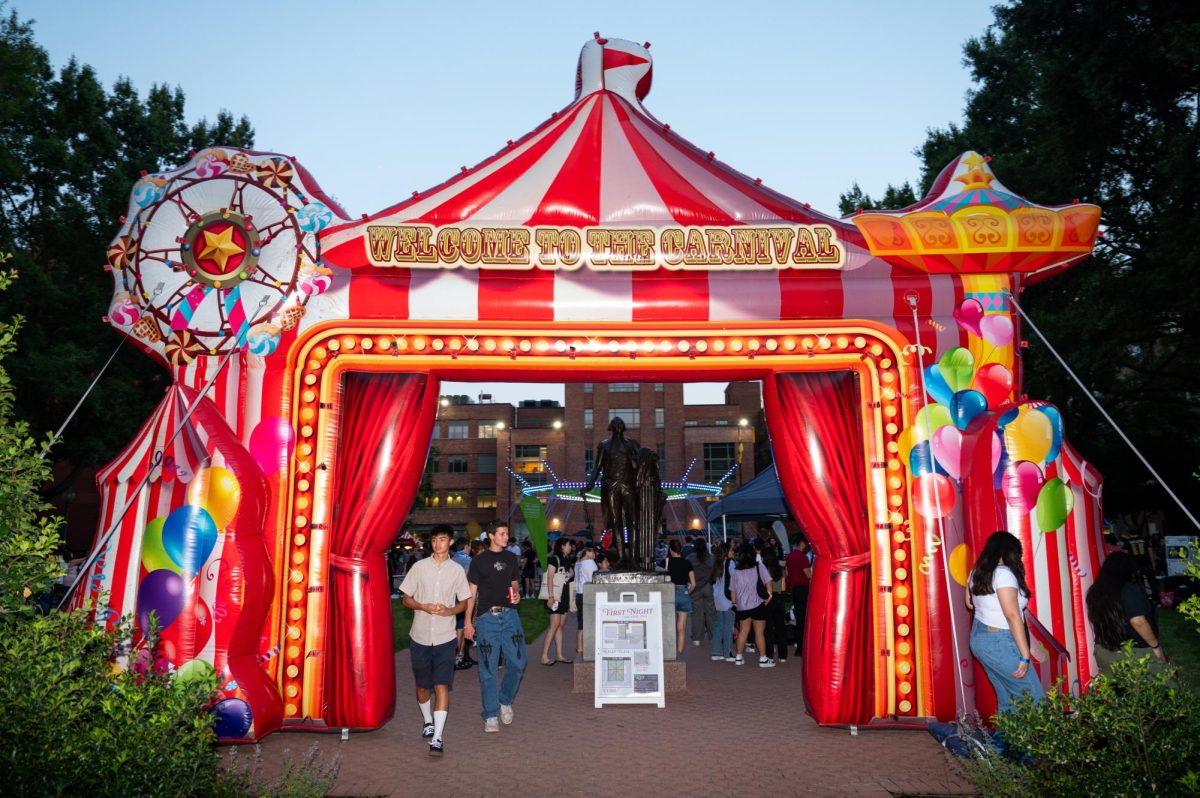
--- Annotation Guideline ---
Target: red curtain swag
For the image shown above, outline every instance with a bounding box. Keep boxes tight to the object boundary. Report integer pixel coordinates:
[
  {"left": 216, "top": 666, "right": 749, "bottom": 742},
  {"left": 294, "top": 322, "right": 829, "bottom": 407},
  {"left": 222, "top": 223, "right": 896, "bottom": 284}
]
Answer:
[
  {"left": 323, "top": 372, "right": 440, "bottom": 728},
  {"left": 764, "top": 371, "right": 874, "bottom": 724}
]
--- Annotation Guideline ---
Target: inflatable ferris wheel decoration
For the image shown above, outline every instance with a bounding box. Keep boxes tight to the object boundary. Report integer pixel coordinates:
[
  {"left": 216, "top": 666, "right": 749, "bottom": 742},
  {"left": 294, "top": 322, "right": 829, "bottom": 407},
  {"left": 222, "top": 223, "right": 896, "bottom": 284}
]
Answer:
[{"left": 105, "top": 148, "right": 347, "bottom": 365}]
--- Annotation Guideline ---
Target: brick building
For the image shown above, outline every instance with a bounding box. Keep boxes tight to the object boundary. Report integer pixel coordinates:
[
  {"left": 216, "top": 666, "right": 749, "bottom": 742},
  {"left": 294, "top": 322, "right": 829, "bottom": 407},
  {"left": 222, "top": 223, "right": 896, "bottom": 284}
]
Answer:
[{"left": 409, "top": 382, "right": 763, "bottom": 538}]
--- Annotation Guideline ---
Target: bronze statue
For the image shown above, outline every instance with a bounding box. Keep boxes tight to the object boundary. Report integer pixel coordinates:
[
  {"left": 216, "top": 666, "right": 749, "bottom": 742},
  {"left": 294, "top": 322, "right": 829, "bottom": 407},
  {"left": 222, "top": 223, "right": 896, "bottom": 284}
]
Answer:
[
  {"left": 633, "top": 447, "right": 664, "bottom": 572},
  {"left": 583, "top": 417, "right": 663, "bottom": 570}
]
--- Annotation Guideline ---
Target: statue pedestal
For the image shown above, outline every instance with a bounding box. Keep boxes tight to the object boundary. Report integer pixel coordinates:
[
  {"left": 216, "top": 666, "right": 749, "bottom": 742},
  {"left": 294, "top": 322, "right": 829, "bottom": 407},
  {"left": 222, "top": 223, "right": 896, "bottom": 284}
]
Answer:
[{"left": 582, "top": 572, "right": 673, "bottom": 661}]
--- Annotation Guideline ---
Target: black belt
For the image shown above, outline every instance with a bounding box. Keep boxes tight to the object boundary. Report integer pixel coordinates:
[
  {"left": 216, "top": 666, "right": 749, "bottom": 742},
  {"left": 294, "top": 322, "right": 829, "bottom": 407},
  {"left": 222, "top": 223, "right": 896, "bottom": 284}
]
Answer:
[{"left": 487, "top": 606, "right": 513, "bottom": 615}]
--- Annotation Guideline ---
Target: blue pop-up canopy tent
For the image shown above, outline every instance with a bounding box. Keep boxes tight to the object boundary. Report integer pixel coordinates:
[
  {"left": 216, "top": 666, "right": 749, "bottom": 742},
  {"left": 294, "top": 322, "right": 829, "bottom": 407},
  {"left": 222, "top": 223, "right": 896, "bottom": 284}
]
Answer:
[{"left": 705, "top": 463, "right": 790, "bottom": 523}]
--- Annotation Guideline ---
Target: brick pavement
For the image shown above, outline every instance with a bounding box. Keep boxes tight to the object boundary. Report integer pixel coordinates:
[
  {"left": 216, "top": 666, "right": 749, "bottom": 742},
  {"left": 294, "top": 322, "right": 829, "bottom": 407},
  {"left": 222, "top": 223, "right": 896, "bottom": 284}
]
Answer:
[{"left": 242, "top": 614, "right": 974, "bottom": 797}]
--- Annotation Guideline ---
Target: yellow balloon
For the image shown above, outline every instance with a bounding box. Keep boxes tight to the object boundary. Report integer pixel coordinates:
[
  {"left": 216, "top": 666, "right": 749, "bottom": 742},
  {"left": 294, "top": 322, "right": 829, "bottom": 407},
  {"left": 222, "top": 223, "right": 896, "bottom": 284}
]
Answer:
[
  {"left": 1004, "top": 408, "right": 1053, "bottom": 464},
  {"left": 187, "top": 466, "right": 241, "bottom": 529},
  {"left": 949, "top": 543, "right": 972, "bottom": 587}
]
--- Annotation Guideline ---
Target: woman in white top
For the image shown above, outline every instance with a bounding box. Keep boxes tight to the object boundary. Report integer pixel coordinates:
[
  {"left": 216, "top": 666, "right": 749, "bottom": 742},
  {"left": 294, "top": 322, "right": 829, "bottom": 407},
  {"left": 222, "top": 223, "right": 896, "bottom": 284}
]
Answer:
[{"left": 965, "top": 531, "right": 1044, "bottom": 713}]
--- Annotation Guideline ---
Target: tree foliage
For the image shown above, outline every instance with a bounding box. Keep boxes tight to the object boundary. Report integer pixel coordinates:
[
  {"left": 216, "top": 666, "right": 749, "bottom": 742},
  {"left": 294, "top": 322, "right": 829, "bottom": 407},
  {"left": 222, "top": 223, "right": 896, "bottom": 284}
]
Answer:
[
  {"left": 837, "top": 181, "right": 917, "bottom": 216},
  {"left": 0, "top": 5, "right": 253, "bottom": 473},
  {"left": 878, "top": 0, "right": 1200, "bottom": 516}
]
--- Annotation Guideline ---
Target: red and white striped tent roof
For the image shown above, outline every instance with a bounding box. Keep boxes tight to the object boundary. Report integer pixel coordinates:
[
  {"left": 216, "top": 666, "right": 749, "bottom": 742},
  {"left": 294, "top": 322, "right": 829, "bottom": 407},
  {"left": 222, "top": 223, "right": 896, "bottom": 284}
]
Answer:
[
  {"left": 320, "top": 37, "right": 875, "bottom": 270},
  {"left": 96, "top": 384, "right": 209, "bottom": 486}
]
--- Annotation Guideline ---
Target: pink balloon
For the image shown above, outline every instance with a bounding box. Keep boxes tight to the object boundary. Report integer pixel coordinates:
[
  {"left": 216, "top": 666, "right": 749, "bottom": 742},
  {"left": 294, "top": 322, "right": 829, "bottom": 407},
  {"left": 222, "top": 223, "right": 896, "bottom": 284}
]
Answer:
[
  {"left": 248, "top": 417, "right": 295, "bottom": 477},
  {"left": 974, "top": 362, "right": 1014, "bottom": 408},
  {"left": 991, "top": 431, "right": 1003, "bottom": 473},
  {"left": 931, "top": 426, "right": 963, "bottom": 480},
  {"left": 953, "top": 299, "right": 984, "bottom": 337},
  {"left": 1003, "top": 460, "right": 1044, "bottom": 514},
  {"left": 912, "top": 473, "right": 956, "bottom": 519},
  {"left": 980, "top": 314, "right": 1015, "bottom": 346}
]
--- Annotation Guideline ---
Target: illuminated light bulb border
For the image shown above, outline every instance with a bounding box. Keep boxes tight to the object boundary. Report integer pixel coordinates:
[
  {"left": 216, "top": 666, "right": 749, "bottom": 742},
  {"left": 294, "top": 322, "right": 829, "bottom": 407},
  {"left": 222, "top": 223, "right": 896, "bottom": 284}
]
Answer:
[{"left": 279, "top": 323, "right": 914, "bottom": 718}]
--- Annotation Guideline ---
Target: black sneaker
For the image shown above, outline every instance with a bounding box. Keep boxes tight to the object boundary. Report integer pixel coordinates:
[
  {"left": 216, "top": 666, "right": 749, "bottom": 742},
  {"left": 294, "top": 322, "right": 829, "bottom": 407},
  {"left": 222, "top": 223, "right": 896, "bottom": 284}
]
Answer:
[
  {"left": 428, "top": 739, "right": 444, "bottom": 757},
  {"left": 421, "top": 721, "right": 435, "bottom": 740}
]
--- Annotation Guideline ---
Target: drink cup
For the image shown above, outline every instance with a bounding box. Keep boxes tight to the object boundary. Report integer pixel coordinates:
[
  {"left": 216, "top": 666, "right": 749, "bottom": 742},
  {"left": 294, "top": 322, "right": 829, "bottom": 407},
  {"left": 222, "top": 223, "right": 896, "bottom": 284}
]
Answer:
[{"left": 508, "top": 586, "right": 520, "bottom": 605}]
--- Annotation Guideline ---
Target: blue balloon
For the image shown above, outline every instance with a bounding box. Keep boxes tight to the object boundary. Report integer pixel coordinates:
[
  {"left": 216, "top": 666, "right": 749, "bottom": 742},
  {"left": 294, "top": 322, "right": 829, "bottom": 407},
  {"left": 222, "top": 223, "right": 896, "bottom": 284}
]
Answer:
[
  {"left": 950, "top": 390, "right": 989, "bottom": 431},
  {"left": 993, "top": 431, "right": 1010, "bottom": 490},
  {"left": 910, "top": 439, "right": 948, "bottom": 478},
  {"left": 996, "top": 406, "right": 1020, "bottom": 428},
  {"left": 923, "top": 365, "right": 953, "bottom": 406},
  {"left": 162, "top": 505, "right": 218, "bottom": 576},
  {"left": 212, "top": 698, "right": 253, "bottom": 739},
  {"left": 1039, "top": 405, "right": 1065, "bottom": 462}
]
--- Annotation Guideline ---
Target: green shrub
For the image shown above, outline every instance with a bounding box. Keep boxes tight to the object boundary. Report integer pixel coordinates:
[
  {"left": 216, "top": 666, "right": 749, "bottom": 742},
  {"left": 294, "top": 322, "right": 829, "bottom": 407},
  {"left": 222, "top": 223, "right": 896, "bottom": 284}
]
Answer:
[
  {"left": 964, "top": 653, "right": 1200, "bottom": 797},
  {"left": 0, "top": 612, "right": 225, "bottom": 797},
  {"left": 221, "top": 742, "right": 342, "bottom": 798}
]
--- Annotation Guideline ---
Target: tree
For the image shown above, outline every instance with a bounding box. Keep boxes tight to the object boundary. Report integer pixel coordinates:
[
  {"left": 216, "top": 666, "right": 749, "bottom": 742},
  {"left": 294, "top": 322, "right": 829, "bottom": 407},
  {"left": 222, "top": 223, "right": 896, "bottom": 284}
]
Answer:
[
  {"left": 871, "top": 0, "right": 1200, "bottom": 517},
  {"left": 0, "top": 6, "right": 253, "bottom": 490},
  {"left": 837, "top": 181, "right": 917, "bottom": 216}
]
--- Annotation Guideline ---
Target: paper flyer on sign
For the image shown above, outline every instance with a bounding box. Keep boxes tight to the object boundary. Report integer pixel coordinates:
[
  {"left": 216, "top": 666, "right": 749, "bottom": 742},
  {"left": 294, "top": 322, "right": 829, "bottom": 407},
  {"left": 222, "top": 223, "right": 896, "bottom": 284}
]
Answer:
[{"left": 594, "top": 591, "right": 665, "bottom": 707}]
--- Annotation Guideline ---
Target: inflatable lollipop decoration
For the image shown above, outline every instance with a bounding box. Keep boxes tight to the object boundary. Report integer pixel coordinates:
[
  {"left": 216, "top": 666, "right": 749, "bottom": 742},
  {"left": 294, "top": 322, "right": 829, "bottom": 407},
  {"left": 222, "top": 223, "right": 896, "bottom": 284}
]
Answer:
[
  {"left": 246, "top": 323, "right": 281, "bottom": 357},
  {"left": 108, "top": 292, "right": 140, "bottom": 325}
]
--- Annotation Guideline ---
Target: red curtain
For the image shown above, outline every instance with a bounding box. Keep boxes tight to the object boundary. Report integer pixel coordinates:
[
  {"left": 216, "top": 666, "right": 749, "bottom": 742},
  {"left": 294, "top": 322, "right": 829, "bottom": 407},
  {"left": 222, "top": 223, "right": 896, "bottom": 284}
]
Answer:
[
  {"left": 764, "top": 371, "right": 874, "bottom": 724},
  {"left": 324, "top": 372, "right": 439, "bottom": 728}
]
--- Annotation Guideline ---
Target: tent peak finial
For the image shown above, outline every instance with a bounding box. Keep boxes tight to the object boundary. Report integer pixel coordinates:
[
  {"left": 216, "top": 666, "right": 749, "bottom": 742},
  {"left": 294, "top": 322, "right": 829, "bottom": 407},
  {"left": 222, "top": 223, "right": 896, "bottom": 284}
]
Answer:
[{"left": 575, "top": 37, "right": 653, "bottom": 104}]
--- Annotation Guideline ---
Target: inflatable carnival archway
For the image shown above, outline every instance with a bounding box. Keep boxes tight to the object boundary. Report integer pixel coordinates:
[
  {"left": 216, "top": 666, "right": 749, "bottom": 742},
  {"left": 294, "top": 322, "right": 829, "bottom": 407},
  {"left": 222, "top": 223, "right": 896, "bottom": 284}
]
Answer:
[{"left": 74, "top": 36, "right": 1105, "bottom": 740}]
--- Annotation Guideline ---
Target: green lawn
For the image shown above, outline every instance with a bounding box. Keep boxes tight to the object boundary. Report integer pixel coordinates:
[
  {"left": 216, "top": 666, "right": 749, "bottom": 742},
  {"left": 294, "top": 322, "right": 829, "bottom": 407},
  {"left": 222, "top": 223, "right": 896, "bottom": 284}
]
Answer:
[
  {"left": 1158, "top": 607, "right": 1200, "bottom": 690},
  {"left": 391, "top": 598, "right": 551, "bottom": 652}
]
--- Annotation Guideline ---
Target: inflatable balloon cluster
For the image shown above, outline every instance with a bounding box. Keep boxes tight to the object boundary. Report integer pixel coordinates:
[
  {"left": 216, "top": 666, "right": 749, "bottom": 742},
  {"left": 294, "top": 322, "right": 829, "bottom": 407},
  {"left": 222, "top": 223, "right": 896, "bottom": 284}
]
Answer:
[
  {"left": 901, "top": 298, "right": 1072, "bottom": 534},
  {"left": 135, "top": 464, "right": 254, "bottom": 738}
]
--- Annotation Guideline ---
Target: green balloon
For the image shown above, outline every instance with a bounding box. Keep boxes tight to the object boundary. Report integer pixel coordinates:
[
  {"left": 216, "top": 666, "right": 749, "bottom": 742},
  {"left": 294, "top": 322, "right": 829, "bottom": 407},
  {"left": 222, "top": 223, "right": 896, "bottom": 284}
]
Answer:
[
  {"left": 140, "top": 517, "right": 180, "bottom": 573},
  {"left": 1035, "top": 478, "right": 1074, "bottom": 531},
  {"left": 173, "top": 658, "right": 216, "bottom": 690},
  {"left": 938, "top": 347, "right": 976, "bottom": 393}
]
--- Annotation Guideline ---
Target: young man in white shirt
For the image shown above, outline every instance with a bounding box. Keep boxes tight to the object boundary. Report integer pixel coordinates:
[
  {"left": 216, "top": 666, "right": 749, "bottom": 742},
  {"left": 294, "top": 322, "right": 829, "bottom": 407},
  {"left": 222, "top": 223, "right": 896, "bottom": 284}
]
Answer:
[
  {"left": 574, "top": 545, "right": 598, "bottom": 655},
  {"left": 399, "top": 525, "right": 470, "bottom": 757}
]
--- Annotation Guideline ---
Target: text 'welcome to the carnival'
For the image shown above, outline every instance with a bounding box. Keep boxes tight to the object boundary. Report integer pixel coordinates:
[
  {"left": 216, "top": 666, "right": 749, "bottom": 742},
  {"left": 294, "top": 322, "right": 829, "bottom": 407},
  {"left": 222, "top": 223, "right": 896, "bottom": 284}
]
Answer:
[{"left": 362, "top": 224, "right": 844, "bottom": 270}]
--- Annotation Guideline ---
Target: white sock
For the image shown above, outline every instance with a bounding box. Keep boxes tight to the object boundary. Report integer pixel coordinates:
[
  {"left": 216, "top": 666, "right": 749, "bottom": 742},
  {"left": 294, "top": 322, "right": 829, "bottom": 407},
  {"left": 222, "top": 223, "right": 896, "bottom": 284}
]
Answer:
[
  {"left": 419, "top": 700, "right": 433, "bottom": 724},
  {"left": 433, "top": 710, "right": 447, "bottom": 742}
]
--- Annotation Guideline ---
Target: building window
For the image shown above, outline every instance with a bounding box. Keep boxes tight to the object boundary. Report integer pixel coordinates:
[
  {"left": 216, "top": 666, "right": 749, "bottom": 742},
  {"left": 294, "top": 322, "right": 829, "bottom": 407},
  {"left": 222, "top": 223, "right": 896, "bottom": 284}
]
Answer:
[
  {"left": 478, "top": 421, "right": 499, "bottom": 439},
  {"left": 583, "top": 383, "right": 593, "bottom": 393},
  {"left": 446, "top": 421, "right": 468, "bottom": 439},
  {"left": 422, "top": 493, "right": 440, "bottom": 508},
  {"left": 514, "top": 444, "right": 547, "bottom": 477},
  {"left": 714, "top": 419, "right": 729, "bottom": 426},
  {"left": 610, "top": 383, "right": 638, "bottom": 392},
  {"left": 447, "top": 455, "right": 468, "bottom": 473},
  {"left": 477, "top": 453, "right": 497, "bottom": 473},
  {"left": 703, "top": 442, "right": 737, "bottom": 483},
  {"left": 684, "top": 420, "right": 699, "bottom": 427},
  {"left": 426, "top": 455, "right": 439, "bottom": 473},
  {"left": 446, "top": 492, "right": 466, "bottom": 507},
  {"left": 583, "top": 408, "right": 593, "bottom": 429},
  {"left": 654, "top": 383, "right": 664, "bottom": 392},
  {"left": 611, "top": 408, "right": 640, "bottom": 428},
  {"left": 655, "top": 408, "right": 664, "bottom": 428},
  {"left": 477, "top": 490, "right": 497, "bottom": 509}
]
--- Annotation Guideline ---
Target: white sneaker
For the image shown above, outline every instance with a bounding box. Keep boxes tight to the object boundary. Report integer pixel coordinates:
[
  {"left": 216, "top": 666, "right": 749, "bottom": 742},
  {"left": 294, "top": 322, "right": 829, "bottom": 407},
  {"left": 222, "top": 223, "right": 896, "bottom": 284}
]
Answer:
[
  {"left": 484, "top": 717, "right": 500, "bottom": 733},
  {"left": 725, "top": 655, "right": 737, "bottom": 662},
  {"left": 499, "top": 704, "right": 514, "bottom": 725},
  {"left": 759, "top": 657, "right": 775, "bottom": 668},
  {"left": 710, "top": 655, "right": 724, "bottom": 661},
  {"left": 692, "top": 640, "right": 701, "bottom": 646},
  {"left": 734, "top": 655, "right": 745, "bottom": 665}
]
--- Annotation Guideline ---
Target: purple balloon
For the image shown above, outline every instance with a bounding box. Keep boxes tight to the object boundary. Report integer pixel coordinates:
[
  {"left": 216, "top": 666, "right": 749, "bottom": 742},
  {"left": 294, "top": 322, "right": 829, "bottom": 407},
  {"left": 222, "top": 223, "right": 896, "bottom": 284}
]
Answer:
[
  {"left": 212, "top": 698, "right": 253, "bottom": 739},
  {"left": 137, "top": 568, "right": 185, "bottom": 632}
]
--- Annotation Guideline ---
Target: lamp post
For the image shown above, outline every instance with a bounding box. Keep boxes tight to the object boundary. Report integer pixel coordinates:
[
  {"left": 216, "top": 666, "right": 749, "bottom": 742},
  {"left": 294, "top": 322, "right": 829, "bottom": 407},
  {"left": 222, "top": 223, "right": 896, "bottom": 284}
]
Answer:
[
  {"left": 737, "top": 417, "right": 749, "bottom": 486},
  {"left": 496, "top": 420, "right": 512, "bottom": 524}
]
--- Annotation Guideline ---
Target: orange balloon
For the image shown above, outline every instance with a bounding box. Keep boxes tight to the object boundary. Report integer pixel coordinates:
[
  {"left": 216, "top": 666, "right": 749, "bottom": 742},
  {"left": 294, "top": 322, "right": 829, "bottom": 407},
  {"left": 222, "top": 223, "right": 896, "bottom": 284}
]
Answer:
[{"left": 186, "top": 466, "right": 241, "bottom": 529}]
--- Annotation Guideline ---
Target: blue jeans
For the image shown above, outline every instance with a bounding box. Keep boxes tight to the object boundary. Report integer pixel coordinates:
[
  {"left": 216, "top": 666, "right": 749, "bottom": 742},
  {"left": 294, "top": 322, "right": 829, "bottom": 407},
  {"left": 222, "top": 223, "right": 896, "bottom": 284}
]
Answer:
[
  {"left": 969, "top": 618, "right": 1045, "bottom": 714},
  {"left": 712, "top": 609, "right": 734, "bottom": 658},
  {"left": 474, "top": 609, "right": 527, "bottom": 719}
]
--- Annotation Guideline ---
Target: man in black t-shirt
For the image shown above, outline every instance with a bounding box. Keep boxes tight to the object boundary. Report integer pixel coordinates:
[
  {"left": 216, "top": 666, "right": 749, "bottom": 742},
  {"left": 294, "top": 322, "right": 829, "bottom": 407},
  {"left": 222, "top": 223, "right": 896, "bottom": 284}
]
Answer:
[{"left": 464, "top": 520, "right": 527, "bottom": 733}]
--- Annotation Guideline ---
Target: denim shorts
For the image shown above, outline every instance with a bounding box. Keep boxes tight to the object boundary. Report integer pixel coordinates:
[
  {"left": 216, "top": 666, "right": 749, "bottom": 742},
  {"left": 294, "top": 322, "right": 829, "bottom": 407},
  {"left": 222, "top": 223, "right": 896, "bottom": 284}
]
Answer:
[{"left": 675, "top": 584, "right": 693, "bottom": 613}]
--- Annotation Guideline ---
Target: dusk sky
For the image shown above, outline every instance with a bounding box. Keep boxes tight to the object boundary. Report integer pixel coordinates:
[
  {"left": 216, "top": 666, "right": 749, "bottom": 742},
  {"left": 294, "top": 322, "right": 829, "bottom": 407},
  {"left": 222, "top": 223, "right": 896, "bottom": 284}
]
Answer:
[{"left": 18, "top": 0, "right": 997, "bottom": 405}]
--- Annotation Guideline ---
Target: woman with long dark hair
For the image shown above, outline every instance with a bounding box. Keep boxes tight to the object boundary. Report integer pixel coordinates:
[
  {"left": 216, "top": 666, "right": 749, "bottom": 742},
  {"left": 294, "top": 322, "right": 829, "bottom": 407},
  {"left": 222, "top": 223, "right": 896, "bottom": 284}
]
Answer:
[
  {"left": 728, "top": 542, "right": 774, "bottom": 667},
  {"left": 1086, "top": 550, "right": 1168, "bottom": 678},
  {"left": 540, "top": 538, "right": 574, "bottom": 665},
  {"left": 666, "top": 539, "right": 696, "bottom": 656},
  {"left": 966, "top": 531, "right": 1043, "bottom": 712},
  {"left": 709, "top": 542, "right": 736, "bottom": 661},
  {"left": 687, "top": 539, "right": 714, "bottom": 647}
]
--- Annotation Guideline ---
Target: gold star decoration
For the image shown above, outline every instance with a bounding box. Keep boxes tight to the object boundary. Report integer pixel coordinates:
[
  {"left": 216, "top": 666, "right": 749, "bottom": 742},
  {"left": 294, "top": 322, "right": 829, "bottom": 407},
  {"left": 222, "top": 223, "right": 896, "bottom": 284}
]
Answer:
[{"left": 199, "top": 226, "right": 244, "bottom": 271}]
